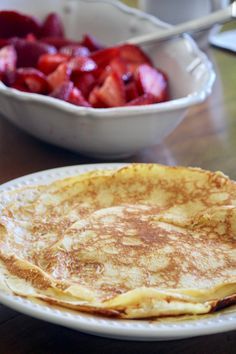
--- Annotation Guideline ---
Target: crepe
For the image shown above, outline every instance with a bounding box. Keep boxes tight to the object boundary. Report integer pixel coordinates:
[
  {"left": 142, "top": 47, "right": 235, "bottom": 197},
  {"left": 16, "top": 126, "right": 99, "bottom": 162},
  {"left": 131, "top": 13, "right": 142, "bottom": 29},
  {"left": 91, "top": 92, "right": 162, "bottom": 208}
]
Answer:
[{"left": 0, "top": 164, "right": 236, "bottom": 319}]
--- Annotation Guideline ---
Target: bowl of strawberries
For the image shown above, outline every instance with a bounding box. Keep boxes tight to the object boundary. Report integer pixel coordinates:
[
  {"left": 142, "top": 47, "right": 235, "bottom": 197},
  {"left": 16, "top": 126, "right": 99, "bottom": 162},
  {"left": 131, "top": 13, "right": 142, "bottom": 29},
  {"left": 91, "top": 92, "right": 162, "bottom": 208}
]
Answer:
[{"left": 0, "top": 0, "right": 215, "bottom": 158}]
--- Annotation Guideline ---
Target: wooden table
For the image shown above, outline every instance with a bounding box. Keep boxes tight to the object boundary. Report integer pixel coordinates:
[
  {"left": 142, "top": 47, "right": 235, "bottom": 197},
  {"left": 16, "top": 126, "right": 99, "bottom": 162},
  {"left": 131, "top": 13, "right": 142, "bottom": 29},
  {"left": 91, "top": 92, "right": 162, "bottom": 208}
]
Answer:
[{"left": 0, "top": 43, "right": 236, "bottom": 352}]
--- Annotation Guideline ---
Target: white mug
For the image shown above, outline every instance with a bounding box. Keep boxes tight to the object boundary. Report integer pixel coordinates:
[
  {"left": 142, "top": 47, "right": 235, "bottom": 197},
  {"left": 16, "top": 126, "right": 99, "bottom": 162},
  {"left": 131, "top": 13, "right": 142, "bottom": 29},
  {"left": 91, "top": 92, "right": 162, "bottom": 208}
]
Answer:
[
  {"left": 139, "top": 0, "right": 229, "bottom": 25},
  {"left": 139, "top": 0, "right": 229, "bottom": 45}
]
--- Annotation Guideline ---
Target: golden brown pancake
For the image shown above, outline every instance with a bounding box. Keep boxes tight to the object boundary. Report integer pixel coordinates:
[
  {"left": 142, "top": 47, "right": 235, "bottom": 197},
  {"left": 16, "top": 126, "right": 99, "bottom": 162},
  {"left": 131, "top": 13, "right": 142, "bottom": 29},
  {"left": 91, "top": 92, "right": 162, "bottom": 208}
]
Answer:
[{"left": 0, "top": 164, "right": 236, "bottom": 318}]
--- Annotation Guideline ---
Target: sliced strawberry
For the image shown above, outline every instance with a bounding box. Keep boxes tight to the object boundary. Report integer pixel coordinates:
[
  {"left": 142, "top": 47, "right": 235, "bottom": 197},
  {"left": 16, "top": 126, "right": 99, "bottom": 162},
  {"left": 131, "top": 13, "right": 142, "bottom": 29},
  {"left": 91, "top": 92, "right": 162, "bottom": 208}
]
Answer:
[
  {"left": 69, "top": 57, "right": 97, "bottom": 73},
  {"left": 91, "top": 47, "right": 119, "bottom": 69},
  {"left": 125, "top": 81, "right": 139, "bottom": 102},
  {"left": 136, "top": 64, "right": 168, "bottom": 102},
  {"left": 88, "top": 86, "right": 106, "bottom": 108},
  {"left": 10, "top": 38, "right": 56, "bottom": 68},
  {"left": 127, "top": 62, "right": 140, "bottom": 77},
  {"left": 119, "top": 44, "right": 152, "bottom": 65},
  {"left": 25, "top": 33, "right": 37, "bottom": 42},
  {"left": 73, "top": 72, "right": 96, "bottom": 98},
  {"left": 59, "top": 45, "right": 90, "bottom": 57},
  {"left": 2, "top": 70, "right": 17, "bottom": 87},
  {"left": 40, "top": 13, "right": 64, "bottom": 38},
  {"left": 96, "top": 58, "right": 131, "bottom": 86},
  {"left": 96, "top": 65, "right": 111, "bottom": 85},
  {"left": 81, "top": 34, "right": 104, "bottom": 52},
  {"left": 109, "top": 58, "right": 131, "bottom": 82},
  {"left": 0, "top": 39, "right": 10, "bottom": 49},
  {"left": 50, "top": 81, "right": 73, "bottom": 101},
  {"left": 37, "top": 53, "right": 69, "bottom": 75},
  {"left": 47, "top": 62, "right": 71, "bottom": 90},
  {"left": 0, "top": 11, "right": 41, "bottom": 38},
  {"left": 126, "top": 93, "right": 156, "bottom": 106},
  {"left": 68, "top": 87, "right": 91, "bottom": 107},
  {"left": 95, "top": 72, "right": 126, "bottom": 108},
  {"left": 0, "top": 45, "right": 17, "bottom": 73},
  {"left": 11, "top": 83, "right": 30, "bottom": 92},
  {"left": 15, "top": 68, "right": 49, "bottom": 93}
]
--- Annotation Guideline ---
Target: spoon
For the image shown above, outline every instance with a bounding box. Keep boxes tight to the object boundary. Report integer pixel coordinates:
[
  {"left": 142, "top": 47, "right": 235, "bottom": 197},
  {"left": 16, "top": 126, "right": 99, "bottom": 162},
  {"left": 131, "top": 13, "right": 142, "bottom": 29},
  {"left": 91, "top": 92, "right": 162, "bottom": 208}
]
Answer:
[{"left": 127, "top": 1, "right": 236, "bottom": 46}]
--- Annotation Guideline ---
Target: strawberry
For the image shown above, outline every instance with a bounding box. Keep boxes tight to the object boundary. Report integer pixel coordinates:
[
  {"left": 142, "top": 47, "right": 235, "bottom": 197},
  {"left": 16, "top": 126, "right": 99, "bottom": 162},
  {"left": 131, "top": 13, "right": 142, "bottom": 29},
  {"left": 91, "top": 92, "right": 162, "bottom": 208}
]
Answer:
[
  {"left": 125, "top": 81, "right": 139, "bottom": 102},
  {"left": 11, "top": 83, "right": 30, "bottom": 92},
  {"left": 50, "top": 81, "right": 91, "bottom": 107},
  {"left": 40, "top": 13, "right": 64, "bottom": 38},
  {"left": 25, "top": 33, "right": 37, "bottom": 42},
  {"left": 68, "top": 87, "right": 91, "bottom": 107},
  {"left": 88, "top": 86, "right": 106, "bottom": 108},
  {"left": 91, "top": 47, "right": 119, "bottom": 69},
  {"left": 0, "top": 45, "right": 17, "bottom": 73},
  {"left": 73, "top": 73, "right": 96, "bottom": 98},
  {"left": 50, "top": 81, "right": 73, "bottom": 101},
  {"left": 2, "top": 70, "right": 17, "bottom": 87},
  {"left": 47, "top": 62, "right": 71, "bottom": 90},
  {"left": 0, "top": 11, "right": 41, "bottom": 38},
  {"left": 109, "top": 58, "right": 131, "bottom": 82},
  {"left": 0, "top": 39, "right": 10, "bottom": 49},
  {"left": 136, "top": 64, "right": 168, "bottom": 102},
  {"left": 10, "top": 38, "right": 56, "bottom": 68},
  {"left": 14, "top": 68, "right": 49, "bottom": 93},
  {"left": 96, "top": 58, "right": 131, "bottom": 87},
  {"left": 119, "top": 44, "right": 152, "bottom": 65},
  {"left": 126, "top": 93, "right": 156, "bottom": 106},
  {"left": 59, "top": 45, "right": 90, "bottom": 57},
  {"left": 37, "top": 53, "right": 69, "bottom": 75},
  {"left": 69, "top": 57, "right": 97, "bottom": 73},
  {"left": 95, "top": 72, "right": 126, "bottom": 107},
  {"left": 81, "top": 34, "right": 104, "bottom": 52}
]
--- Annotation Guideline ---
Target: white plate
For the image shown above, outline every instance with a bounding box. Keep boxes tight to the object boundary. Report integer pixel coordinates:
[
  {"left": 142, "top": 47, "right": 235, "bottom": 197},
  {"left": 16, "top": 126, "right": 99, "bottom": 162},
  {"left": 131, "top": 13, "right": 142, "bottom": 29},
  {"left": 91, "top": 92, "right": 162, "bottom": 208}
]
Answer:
[{"left": 0, "top": 163, "right": 236, "bottom": 341}]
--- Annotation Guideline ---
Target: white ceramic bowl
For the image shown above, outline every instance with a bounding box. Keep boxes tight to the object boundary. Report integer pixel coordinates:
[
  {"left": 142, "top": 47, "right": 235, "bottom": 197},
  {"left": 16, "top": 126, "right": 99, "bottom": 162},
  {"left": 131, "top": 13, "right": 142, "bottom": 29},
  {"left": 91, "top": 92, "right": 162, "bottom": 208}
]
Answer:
[{"left": 0, "top": 0, "right": 215, "bottom": 159}]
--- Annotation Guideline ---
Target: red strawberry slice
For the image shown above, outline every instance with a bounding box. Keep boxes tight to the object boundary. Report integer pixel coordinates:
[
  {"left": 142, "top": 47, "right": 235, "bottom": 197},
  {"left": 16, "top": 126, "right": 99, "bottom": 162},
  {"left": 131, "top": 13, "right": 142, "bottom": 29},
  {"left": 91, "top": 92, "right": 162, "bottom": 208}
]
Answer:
[
  {"left": 109, "top": 58, "right": 131, "bottom": 82},
  {"left": 126, "top": 93, "right": 156, "bottom": 106},
  {"left": 0, "top": 45, "right": 17, "bottom": 73},
  {"left": 47, "top": 62, "right": 71, "bottom": 90},
  {"left": 68, "top": 87, "right": 91, "bottom": 107},
  {"left": 10, "top": 38, "right": 56, "bottom": 68},
  {"left": 0, "top": 39, "right": 10, "bottom": 49},
  {"left": 2, "top": 70, "right": 17, "bottom": 87},
  {"left": 73, "top": 73, "right": 96, "bottom": 98},
  {"left": 60, "top": 45, "right": 90, "bottom": 57},
  {"left": 88, "top": 86, "right": 106, "bottom": 108},
  {"left": 127, "top": 62, "right": 140, "bottom": 77},
  {"left": 125, "top": 81, "right": 139, "bottom": 102},
  {"left": 136, "top": 64, "right": 168, "bottom": 102},
  {"left": 50, "top": 81, "right": 73, "bottom": 101},
  {"left": 40, "top": 13, "right": 64, "bottom": 38},
  {"left": 69, "top": 57, "right": 97, "bottom": 73},
  {"left": 37, "top": 53, "right": 69, "bottom": 75},
  {"left": 119, "top": 44, "right": 152, "bottom": 65},
  {"left": 11, "top": 83, "right": 30, "bottom": 92},
  {"left": 91, "top": 47, "right": 119, "bottom": 69},
  {"left": 0, "top": 11, "right": 41, "bottom": 38},
  {"left": 95, "top": 72, "right": 126, "bottom": 107},
  {"left": 25, "top": 33, "right": 37, "bottom": 42},
  {"left": 15, "top": 68, "right": 49, "bottom": 93},
  {"left": 81, "top": 34, "right": 104, "bottom": 52}
]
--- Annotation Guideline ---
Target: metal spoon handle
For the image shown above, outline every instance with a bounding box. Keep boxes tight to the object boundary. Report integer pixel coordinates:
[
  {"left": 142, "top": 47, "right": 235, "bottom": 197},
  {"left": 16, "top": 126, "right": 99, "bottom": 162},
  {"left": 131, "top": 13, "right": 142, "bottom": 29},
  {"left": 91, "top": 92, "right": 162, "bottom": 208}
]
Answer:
[{"left": 127, "top": 2, "right": 236, "bottom": 46}]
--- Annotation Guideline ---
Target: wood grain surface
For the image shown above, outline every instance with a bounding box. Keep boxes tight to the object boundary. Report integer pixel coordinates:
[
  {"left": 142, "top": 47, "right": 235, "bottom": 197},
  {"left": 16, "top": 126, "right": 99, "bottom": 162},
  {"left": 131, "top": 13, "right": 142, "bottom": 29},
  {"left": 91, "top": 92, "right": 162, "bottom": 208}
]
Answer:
[{"left": 0, "top": 34, "right": 236, "bottom": 354}]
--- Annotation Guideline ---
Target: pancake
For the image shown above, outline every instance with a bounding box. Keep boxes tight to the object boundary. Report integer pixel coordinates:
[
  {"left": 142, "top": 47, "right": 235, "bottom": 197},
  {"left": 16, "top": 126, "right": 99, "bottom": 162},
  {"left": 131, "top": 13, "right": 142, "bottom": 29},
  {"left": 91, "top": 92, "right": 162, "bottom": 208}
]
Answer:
[{"left": 0, "top": 163, "right": 236, "bottom": 319}]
